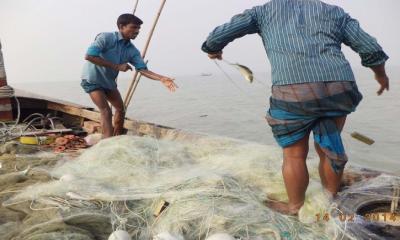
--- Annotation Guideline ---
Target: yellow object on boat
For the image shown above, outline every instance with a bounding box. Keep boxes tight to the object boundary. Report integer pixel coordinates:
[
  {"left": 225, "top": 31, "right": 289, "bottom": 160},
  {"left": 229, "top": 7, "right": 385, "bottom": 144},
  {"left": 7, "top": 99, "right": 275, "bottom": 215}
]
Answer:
[{"left": 20, "top": 136, "right": 55, "bottom": 145}]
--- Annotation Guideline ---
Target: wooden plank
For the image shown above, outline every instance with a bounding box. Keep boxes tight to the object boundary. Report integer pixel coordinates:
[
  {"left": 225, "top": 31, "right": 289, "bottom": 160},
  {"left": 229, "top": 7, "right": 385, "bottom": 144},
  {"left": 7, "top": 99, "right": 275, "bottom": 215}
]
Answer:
[
  {"left": 81, "top": 109, "right": 101, "bottom": 122},
  {"left": 15, "top": 89, "right": 87, "bottom": 109},
  {"left": 13, "top": 129, "right": 73, "bottom": 137},
  {"left": 20, "top": 92, "right": 187, "bottom": 139},
  {"left": 47, "top": 102, "right": 101, "bottom": 122}
]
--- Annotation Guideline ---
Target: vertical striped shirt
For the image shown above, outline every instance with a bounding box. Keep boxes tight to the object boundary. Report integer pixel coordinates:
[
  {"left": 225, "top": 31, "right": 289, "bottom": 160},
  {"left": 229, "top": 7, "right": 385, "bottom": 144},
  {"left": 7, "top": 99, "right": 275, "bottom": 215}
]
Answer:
[{"left": 202, "top": 0, "right": 389, "bottom": 86}]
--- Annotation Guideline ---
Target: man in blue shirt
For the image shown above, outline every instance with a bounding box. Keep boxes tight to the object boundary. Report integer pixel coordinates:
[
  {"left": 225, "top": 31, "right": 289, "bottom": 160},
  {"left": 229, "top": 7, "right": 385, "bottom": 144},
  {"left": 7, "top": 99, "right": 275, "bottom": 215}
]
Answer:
[
  {"left": 82, "top": 14, "right": 177, "bottom": 138},
  {"left": 202, "top": 0, "right": 390, "bottom": 215}
]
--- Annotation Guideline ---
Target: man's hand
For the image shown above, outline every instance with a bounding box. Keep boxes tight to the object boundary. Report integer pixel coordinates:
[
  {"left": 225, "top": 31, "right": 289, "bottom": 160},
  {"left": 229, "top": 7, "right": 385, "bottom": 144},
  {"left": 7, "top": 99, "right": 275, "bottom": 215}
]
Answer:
[
  {"left": 208, "top": 51, "right": 223, "bottom": 60},
  {"left": 138, "top": 70, "right": 178, "bottom": 92},
  {"left": 115, "top": 63, "right": 132, "bottom": 72},
  {"left": 160, "top": 77, "right": 178, "bottom": 92},
  {"left": 375, "top": 74, "right": 389, "bottom": 96},
  {"left": 370, "top": 64, "right": 389, "bottom": 96}
]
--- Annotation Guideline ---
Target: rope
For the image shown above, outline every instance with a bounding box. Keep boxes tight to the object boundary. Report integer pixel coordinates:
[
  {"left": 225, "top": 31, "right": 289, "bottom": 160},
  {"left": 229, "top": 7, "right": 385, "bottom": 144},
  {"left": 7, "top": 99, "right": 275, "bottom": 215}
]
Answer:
[
  {"left": 212, "top": 60, "right": 268, "bottom": 119},
  {"left": 214, "top": 60, "right": 251, "bottom": 97},
  {"left": 222, "top": 59, "right": 267, "bottom": 86}
]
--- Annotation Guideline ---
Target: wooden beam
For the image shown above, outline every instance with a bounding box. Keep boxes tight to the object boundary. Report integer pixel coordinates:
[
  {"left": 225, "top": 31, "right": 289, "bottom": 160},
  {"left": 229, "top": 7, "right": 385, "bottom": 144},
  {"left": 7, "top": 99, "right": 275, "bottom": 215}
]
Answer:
[
  {"left": 15, "top": 129, "right": 73, "bottom": 137},
  {"left": 47, "top": 102, "right": 101, "bottom": 122},
  {"left": 46, "top": 100, "right": 176, "bottom": 137}
]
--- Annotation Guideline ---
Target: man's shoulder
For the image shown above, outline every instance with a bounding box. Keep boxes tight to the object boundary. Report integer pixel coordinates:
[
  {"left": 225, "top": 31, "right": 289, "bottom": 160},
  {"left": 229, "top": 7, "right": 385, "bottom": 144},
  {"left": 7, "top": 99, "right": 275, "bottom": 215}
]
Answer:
[
  {"left": 95, "top": 32, "right": 118, "bottom": 42},
  {"left": 253, "top": 0, "right": 289, "bottom": 13},
  {"left": 317, "top": 1, "right": 346, "bottom": 15},
  {"left": 269, "top": 0, "right": 346, "bottom": 13},
  {"left": 127, "top": 42, "right": 140, "bottom": 55}
]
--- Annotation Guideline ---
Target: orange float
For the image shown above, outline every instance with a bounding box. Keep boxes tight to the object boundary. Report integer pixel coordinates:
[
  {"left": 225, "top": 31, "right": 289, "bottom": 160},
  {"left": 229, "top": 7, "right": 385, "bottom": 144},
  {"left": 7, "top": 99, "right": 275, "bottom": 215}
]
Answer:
[
  {"left": 54, "top": 146, "right": 66, "bottom": 153},
  {"left": 55, "top": 137, "right": 69, "bottom": 146}
]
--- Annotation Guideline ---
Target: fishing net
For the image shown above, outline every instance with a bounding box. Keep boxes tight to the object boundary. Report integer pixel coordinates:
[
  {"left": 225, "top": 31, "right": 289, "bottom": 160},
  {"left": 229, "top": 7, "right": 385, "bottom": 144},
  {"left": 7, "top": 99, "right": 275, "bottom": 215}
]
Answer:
[{"left": 0, "top": 135, "right": 398, "bottom": 239}]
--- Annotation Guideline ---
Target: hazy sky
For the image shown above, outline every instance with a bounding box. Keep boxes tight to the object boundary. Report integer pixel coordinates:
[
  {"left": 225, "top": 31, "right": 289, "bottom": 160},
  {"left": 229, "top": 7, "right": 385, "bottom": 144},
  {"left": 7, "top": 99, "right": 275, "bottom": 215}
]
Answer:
[{"left": 0, "top": 0, "right": 398, "bottom": 83}]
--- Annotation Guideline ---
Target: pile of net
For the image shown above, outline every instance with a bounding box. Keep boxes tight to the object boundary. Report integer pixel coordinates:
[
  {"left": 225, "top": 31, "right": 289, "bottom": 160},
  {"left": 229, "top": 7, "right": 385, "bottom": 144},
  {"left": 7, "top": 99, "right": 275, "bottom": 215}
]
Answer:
[{"left": 1, "top": 135, "right": 393, "bottom": 239}]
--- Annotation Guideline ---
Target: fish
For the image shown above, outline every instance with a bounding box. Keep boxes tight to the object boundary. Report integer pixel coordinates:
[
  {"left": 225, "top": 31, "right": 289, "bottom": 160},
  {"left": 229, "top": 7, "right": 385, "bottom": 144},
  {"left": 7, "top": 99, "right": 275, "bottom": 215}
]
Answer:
[
  {"left": 231, "top": 63, "right": 254, "bottom": 83},
  {"left": 223, "top": 60, "right": 254, "bottom": 83}
]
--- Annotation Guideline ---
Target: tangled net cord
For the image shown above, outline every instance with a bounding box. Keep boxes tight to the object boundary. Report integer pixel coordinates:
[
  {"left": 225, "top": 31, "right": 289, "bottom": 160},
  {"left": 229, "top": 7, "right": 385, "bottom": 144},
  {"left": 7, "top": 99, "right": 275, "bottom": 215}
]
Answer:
[
  {"left": 1, "top": 135, "right": 360, "bottom": 240},
  {"left": 102, "top": 136, "right": 294, "bottom": 239},
  {"left": 109, "top": 178, "right": 286, "bottom": 239},
  {"left": 0, "top": 86, "right": 62, "bottom": 144},
  {"left": 0, "top": 86, "right": 61, "bottom": 191},
  {"left": 2, "top": 118, "right": 378, "bottom": 240},
  {"left": 3, "top": 134, "right": 165, "bottom": 236},
  {"left": 108, "top": 133, "right": 162, "bottom": 235}
]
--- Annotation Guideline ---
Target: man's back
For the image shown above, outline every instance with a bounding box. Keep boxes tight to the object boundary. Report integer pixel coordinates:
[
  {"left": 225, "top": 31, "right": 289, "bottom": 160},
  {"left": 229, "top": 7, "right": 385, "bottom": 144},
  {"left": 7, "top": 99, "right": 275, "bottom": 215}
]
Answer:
[
  {"left": 256, "top": 0, "right": 354, "bottom": 85},
  {"left": 258, "top": 0, "right": 346, "bottom": 56},
  {"left": 201, "top": 0, "right": 390, "bottom": 217},
  {"left": 202, "top": 0, "right": 388, "bottom": 85}
]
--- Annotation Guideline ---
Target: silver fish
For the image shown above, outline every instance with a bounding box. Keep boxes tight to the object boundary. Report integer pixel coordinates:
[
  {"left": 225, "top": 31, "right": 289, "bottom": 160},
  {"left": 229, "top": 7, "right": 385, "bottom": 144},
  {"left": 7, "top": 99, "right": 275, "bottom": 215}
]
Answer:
[
  {"left": 232, "top": 63, "right": 254, "bottom": 83},
  {"left": 224, "top": 60, "right": 254, "bottom": 83}
]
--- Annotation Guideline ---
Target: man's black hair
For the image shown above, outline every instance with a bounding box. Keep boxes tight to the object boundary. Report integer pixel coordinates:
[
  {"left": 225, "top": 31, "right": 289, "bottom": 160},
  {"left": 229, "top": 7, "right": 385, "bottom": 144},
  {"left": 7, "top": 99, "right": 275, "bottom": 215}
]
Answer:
[{"left": 117, "top": 14, "right": 143, "bottom": 29}]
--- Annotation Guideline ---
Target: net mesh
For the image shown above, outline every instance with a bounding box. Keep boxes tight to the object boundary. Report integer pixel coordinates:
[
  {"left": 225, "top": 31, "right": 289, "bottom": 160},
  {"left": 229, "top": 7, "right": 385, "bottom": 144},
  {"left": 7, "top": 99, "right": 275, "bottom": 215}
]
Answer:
[{"left": 0, "top": 135, "right": 398, "bottom": 239}]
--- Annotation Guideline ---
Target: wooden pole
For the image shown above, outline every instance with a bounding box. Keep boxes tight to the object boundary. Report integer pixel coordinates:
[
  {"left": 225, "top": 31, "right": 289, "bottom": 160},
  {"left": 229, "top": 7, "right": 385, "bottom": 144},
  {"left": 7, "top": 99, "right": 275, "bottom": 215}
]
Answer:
[
  {"left": 133, "top": 0, "right": 139, "bottom": 15},
  {"left": 126, "top": 74, "right": 141, "bottom": 108},
  {"left": 112, "top": 0, "right": 139, "bottom": 113},
  {"left": 125, "top": 60, "right": 147, "bottom": 107},
  {"left": 124, "top": 71, "right": 140, "bottom": 108},
  {"left": 124, "top": 0, "right": 167, "bottom": 109}
]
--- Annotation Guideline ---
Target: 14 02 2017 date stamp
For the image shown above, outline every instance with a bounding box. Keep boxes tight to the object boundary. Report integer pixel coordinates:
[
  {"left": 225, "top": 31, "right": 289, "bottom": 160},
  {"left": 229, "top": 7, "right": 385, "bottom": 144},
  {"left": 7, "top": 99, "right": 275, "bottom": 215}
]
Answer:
[{"left": 315, "top": 212, "right": 399, "bottom": 223}]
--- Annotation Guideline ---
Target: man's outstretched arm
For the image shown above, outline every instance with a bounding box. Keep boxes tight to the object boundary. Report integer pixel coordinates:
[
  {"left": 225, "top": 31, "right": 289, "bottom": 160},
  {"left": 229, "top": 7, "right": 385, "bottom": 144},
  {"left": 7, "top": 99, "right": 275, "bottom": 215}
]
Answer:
[
  {"left": 139, "top": 70, "right": 178, "bottom": 92},
  {"left": 342, "top": 13, "right": 390, "bottom": 95},
  {"left": 201, "top": 8, "right": 260, "bottom": 56}
]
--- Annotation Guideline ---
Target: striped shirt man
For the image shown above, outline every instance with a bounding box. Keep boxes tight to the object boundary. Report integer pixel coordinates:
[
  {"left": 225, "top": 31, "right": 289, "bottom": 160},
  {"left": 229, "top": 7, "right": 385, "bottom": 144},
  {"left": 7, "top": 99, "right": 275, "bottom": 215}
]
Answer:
[{"left": 201, "top": 0, "right": 389, "bottom": 86}]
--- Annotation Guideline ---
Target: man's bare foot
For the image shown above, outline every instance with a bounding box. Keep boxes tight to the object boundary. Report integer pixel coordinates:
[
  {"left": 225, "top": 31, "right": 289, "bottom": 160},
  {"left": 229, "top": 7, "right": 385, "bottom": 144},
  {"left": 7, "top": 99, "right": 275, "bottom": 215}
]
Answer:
[{"left": 263, "top": 198, "right": 302, "bottom": 216}]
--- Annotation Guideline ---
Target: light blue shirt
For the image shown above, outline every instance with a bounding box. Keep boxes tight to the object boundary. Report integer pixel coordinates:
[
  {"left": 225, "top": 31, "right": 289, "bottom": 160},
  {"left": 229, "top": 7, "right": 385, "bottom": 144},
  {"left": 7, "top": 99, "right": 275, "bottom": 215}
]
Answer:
[
  {"left": 202, "top": 0, "right": 389, "bottom": 86},
  {"left": 81, "top": 32, "right": 147, "bottom": 90}
]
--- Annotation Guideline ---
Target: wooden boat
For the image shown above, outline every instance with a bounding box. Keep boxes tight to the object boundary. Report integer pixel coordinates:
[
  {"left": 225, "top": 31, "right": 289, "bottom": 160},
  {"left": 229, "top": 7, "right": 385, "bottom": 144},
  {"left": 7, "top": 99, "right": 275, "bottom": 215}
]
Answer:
[
  {"left": 12, "top": 89, "right": 190, "bottom": 140},
  {"left": 0, "top": 89, "right": 397, "bottom": 239},
  {"left": 1, "top": 37, "right": 399, "bottom": 240}
]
